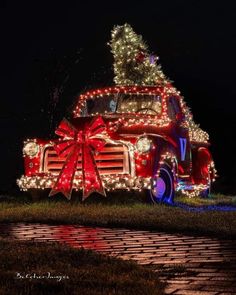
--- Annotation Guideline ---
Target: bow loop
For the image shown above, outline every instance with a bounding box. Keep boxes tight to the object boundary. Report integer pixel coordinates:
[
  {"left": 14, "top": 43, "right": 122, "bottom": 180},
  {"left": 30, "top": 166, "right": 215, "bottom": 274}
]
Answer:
[
  {"left": 55, "top": 119, "right": 77, "bottom": 139},
  {"left": 88, "top": 116, "right": 106, "bottom": 136}
]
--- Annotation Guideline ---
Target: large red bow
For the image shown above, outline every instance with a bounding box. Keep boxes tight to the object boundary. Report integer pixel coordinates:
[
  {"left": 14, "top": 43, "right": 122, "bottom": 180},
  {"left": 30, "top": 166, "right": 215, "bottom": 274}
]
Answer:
[{"left": 49, "top": 116, "right": 107, "bottom": 200}]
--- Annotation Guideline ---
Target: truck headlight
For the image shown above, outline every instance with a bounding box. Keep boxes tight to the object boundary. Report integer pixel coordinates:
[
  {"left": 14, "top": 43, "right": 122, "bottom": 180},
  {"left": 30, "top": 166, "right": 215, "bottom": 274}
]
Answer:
[
  {"left": 136, "top": 137, "right": 151, "bottom": 153},
  {"left": 23, "top": 141, "right": 39, "bottom": 157}
]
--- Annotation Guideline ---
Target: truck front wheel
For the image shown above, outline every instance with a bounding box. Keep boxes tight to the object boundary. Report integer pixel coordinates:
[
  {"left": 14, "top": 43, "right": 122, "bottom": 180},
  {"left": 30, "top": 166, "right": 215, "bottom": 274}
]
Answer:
[{"left": 149, "top": 165, "right": 175, "bottom": 204}]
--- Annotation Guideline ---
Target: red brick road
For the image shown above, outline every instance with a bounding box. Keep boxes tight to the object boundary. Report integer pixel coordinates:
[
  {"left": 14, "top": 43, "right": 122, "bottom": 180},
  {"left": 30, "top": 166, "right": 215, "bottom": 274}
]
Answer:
[{"left": 1, "top": 223, "right": 236, "bottom": 294}]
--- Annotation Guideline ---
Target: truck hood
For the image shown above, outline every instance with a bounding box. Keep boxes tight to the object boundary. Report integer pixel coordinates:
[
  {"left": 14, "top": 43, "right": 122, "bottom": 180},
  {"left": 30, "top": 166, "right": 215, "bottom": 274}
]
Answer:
[{"left": 69, "top": 114, "right": 167, "bottom": 140}]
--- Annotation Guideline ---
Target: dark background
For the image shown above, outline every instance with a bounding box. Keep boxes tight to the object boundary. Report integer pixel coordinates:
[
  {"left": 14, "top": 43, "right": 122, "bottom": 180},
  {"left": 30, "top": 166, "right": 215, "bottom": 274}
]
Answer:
[{"left": 1, "top": 1, "right": 236, "bottom": 194}]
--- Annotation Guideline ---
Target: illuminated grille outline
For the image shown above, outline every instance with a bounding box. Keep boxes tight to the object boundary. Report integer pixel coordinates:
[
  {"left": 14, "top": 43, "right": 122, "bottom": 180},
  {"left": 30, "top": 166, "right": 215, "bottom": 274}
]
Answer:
[{"left": 43, "top": 144, "right": 130, "bottom": 175}]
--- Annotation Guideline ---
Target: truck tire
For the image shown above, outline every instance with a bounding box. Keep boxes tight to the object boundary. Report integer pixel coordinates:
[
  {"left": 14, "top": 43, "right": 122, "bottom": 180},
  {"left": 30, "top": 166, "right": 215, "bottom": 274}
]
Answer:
[
  {"left": 149, "top": 164, "right": 175, "bottom": 204},
  {"left": 200, "top": 163, "right": 214, "bottom": 198}
]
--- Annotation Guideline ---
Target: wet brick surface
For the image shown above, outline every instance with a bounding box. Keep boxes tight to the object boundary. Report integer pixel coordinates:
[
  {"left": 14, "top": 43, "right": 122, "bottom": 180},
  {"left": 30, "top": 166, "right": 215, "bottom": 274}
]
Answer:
[{"left": 0, "top": 223, "right": 236, "bottom": 294}]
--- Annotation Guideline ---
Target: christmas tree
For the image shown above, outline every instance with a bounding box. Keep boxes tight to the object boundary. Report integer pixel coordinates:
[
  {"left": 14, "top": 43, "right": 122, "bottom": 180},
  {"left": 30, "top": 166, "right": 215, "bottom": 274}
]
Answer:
[
  {"left": 109, "top": 23, "right": 209, "bottom": 143},
  {"left": 109, "top": 23, "right": 168, "bottom": 86}
]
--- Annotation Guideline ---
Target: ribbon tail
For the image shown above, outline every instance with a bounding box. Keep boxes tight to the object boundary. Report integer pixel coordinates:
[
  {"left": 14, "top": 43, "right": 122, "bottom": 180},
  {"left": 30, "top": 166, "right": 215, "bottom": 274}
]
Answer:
[
  {"left": 82, "top": 144, "right": 106, "bottom": 201},
  {"left": 49, "top": 145, "right": 80, "bottom": 200},
  {"left": 49, "top": 187, "right": 72, "bottom": 200}
]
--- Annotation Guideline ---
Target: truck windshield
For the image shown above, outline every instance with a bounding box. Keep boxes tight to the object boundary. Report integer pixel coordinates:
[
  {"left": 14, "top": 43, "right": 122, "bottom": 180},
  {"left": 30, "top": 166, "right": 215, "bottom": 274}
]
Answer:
[{"left": 81, "top": 94, "right": 162, "bottom": 116}]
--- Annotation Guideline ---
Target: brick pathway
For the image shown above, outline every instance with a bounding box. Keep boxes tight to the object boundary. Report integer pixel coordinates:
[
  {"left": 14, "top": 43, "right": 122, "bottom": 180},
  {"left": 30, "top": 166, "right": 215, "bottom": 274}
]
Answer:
[{"left": 1, "top": 223, "right": 236, "bottom": 294}]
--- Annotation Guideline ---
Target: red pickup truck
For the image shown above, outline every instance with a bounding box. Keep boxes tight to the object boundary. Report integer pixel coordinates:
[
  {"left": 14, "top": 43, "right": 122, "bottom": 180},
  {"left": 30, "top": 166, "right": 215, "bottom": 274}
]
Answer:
[{"left": 17, "top": 84, "right": 216, "bottom": 202}]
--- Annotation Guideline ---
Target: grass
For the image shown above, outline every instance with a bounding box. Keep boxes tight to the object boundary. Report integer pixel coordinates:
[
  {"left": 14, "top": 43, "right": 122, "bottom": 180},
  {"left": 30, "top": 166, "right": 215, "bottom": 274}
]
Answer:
[
  {"left": 176, "top": 193, "right": 236, "bottom": 207},
  {"left": 0, "top": 192, "right": 236, "bottom": 238},
  {"left": 0, "top": 238, "right": 165, "bottom": 295}
]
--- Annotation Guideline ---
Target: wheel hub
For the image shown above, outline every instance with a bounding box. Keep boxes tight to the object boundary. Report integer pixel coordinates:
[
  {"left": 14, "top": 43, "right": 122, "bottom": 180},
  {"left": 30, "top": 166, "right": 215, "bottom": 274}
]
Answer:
[{"left": 152, "top": 177, "right": 166, "bottom": 200}]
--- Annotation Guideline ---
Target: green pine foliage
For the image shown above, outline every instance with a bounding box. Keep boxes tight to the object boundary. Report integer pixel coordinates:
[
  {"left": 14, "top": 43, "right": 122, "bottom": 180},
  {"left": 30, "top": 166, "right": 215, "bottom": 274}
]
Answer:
[{"left": 109, "top": 23, "right": 168, "bottom": 86}]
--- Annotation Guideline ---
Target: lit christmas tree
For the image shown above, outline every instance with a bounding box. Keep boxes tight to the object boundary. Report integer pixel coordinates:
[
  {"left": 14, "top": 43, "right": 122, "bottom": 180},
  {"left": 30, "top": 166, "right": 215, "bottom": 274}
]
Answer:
[
  {"left": 109, "top": 23, "right": 209, "bottom": 143},
  {"left": 109, "top": 23, "right": 168, "bottom": 86}
]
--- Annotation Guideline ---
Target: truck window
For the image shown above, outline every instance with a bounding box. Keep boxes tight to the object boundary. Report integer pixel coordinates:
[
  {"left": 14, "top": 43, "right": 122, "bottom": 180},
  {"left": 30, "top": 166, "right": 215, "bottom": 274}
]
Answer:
[
  {"left": 84, "top": 96, "right": 118, "bottom": 116},
  {"left": 80, "top": 93, "right": 162, "bottom": 116},
  {"left": 167, "top": 97, "right": 181, "bottom": 121},
  {"left": 117, "top": 94, "right": 162, "bottom": 115}
]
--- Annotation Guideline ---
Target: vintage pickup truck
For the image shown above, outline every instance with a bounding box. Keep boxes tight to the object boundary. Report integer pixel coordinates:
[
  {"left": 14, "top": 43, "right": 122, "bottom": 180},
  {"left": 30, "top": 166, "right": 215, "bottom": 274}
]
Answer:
[{"left": 17, "top": 84, "right": 216, "bottom": 202}]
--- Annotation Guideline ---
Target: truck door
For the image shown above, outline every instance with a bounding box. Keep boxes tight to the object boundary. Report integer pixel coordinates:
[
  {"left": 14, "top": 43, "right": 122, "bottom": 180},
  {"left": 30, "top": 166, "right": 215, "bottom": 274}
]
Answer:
[{"left": 167, "top": 96, "right": 191, "bottom": 176}]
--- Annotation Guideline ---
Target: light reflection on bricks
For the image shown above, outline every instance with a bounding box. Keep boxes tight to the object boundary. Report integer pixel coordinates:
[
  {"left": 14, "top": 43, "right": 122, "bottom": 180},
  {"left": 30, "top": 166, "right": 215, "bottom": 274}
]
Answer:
[{"left": 0, "top": 222, "right": 236, "bottom": 294}]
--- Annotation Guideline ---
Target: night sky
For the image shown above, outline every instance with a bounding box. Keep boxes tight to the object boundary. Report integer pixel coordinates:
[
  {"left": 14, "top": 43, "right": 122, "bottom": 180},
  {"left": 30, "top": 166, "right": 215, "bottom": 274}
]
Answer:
[{"left": 1, "top": 1, "right": 236, "bottom": 194}]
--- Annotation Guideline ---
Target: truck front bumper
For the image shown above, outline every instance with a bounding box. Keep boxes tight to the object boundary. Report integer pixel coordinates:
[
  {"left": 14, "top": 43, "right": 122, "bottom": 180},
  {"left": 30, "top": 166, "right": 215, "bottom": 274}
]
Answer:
[{"left": 17, "top": 174, "right": 153, "bottom": 192}]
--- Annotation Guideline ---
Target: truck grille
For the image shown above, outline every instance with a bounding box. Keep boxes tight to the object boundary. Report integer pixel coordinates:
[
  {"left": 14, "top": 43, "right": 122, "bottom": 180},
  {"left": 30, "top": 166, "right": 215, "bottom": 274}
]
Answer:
[{"left": 43, "top": 144, "right": 130, "bottom": 175}]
